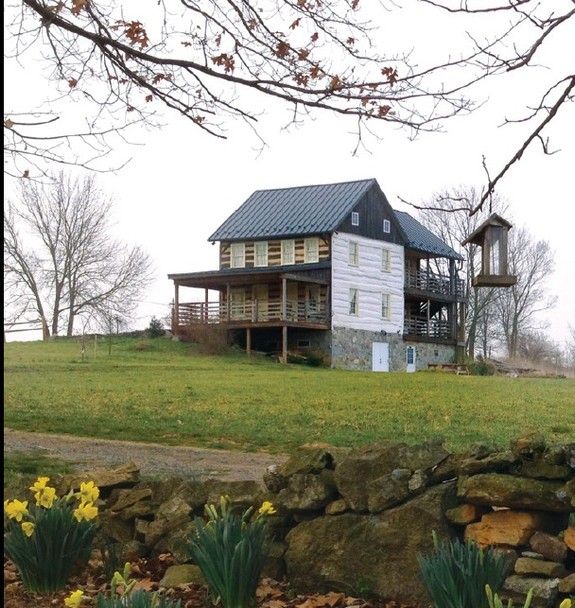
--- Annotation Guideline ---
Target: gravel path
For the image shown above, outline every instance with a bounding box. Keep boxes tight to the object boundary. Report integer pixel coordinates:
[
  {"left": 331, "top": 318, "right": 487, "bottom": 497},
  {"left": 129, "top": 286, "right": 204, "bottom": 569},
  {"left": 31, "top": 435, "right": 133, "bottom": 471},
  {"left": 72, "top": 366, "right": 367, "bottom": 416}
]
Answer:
[{"left": 3, "top": 428, "right": 288, "bottom": 482}]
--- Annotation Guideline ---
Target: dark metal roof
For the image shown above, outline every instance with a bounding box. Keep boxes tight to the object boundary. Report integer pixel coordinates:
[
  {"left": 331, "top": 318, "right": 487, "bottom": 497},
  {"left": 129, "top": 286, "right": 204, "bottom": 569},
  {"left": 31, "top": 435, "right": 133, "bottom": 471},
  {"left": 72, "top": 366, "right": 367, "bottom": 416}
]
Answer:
[
  {"left": 394, "top": 210, "right": 464, "bottom": 260},
  {"left": 207, "top": 178, "right": 462, "bottom": 261},
  {"left": 209, "top": 178, "right": 377, "bottom": 241}
]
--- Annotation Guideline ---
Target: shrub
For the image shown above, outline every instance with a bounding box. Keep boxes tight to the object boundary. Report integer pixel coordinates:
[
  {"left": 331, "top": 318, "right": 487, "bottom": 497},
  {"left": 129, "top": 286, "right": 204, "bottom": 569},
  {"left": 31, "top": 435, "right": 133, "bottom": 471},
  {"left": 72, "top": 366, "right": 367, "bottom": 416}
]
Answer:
[
  {"left": 306, "top": 354, "right": 324, "bottom": 367},
  {"left": 468, "top": 359, "right": 496, "bottom": 376},
  {"left": 4, "top": 476, "right": 99, "bottom": 593},
  {"left": 147, "top": 317, "right": 165, "bottom": 339},
  {"left": 188, "top": 495, "right": 276, "bottom": 608},
  {"left": 418, "top": 533, "right": 512, "bottom": 608}
]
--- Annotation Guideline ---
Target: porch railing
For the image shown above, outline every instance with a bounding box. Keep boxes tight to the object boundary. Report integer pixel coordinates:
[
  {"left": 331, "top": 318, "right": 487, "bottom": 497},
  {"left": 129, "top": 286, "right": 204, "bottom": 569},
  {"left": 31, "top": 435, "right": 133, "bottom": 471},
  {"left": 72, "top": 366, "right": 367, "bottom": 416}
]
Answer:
[
  {"left": 403, "top": 316, "right": 453, "bottom": 340},
  {"left": 405, "top": 269, "right": 465, "bottom": 298},
  {"left": 175, "top": 300, "right": 328, "bottom": 326}
]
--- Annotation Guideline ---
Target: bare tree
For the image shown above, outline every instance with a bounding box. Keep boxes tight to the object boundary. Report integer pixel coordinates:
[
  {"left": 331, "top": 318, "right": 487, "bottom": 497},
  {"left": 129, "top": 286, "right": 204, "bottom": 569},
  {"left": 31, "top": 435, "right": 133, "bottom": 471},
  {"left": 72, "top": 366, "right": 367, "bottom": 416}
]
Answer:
[
  {"left": 4, "top": 0, "right": 572, "bottom": 212},
  {"left": 415, "top": 186, "right": 509, "bottom": 359},
  {"left": 494, "top": 227, "right": 556, "bottom": 358},
  {"left": 3, "top": 171, "right": 156, "bottom": 338}
]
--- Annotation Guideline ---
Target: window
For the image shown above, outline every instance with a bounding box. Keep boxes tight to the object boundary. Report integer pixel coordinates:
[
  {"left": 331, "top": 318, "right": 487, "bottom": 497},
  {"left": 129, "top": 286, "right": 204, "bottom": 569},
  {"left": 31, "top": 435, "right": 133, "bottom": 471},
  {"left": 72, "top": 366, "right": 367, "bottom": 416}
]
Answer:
[
  {"left": 230, "top": 242, "right": 245, "bottom": 268},
  {"left": 383, "top": 219, "right": 391, "bottom": 234},
  {"left": 382, "top": 248, "right": 391, "bottom": 272},
  {"left": 351, "top": 211, "right": 359, "bottom": 226},
  {"left": 255, "top": 241, "right": 268, "bottom": 267},
  {"left": 349, "top": 241, "right": 359, "bottom": 266},
  {"left": 298, "top": 339, "right": 311, "bottom": 348},
  {"left": 381, "top": 293, "right": 391, "bottom": 320},
  {"left": 304, "top": 237, "right": 319, "bottom": 263},
  {"left": 281, "top": 239, "right": 295, "bottom": 265},
  {"left": 349, "top": 288, "right": 359, "bottom": 315}
]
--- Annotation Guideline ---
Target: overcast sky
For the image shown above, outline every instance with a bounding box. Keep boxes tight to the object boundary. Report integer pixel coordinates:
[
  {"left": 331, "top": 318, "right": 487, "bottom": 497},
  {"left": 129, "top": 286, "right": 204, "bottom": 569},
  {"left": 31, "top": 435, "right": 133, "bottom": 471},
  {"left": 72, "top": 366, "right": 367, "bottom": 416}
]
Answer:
[{"left": 4, "top": 1, "right": 574, "bottom": 346}]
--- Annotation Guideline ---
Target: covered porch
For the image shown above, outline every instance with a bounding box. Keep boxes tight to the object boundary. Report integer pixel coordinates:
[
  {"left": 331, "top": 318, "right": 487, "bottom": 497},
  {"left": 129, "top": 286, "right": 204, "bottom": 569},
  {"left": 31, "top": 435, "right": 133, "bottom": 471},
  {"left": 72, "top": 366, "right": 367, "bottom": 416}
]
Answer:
[{"left": 168, "top": 263, "right": 331, "bottom": 362}]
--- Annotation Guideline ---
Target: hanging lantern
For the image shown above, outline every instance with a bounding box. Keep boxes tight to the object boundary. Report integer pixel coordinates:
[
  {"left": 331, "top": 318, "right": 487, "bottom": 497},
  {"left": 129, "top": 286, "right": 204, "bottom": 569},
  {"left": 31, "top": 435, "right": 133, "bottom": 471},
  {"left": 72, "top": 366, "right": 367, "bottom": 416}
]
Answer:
[{"left": 462, "top": 213, "right": 517, "bottom": 288}]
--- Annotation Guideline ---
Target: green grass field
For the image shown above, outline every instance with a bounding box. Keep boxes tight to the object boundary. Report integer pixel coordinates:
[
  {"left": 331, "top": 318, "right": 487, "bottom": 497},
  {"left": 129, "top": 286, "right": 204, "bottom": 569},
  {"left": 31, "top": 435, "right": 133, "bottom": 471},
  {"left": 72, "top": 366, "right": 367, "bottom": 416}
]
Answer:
[{"left": 4, "top": 337, "right": 575, "bottom": 454}]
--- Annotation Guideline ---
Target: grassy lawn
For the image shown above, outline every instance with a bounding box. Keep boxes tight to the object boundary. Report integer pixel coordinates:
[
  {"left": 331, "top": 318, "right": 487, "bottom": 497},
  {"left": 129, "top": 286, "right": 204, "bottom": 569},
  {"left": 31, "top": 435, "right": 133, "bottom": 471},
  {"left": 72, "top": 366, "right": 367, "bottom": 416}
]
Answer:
[{"left": 4, "top": 337, "right": 575, "bottom": 455}]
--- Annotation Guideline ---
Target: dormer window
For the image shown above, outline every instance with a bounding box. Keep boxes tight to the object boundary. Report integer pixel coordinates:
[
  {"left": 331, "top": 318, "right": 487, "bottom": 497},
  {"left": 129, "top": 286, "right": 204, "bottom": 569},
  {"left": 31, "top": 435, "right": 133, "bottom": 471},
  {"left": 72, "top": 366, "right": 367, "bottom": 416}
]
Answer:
[
  {"left": 304, "top": 237, "right": 319, "bottom": 263},
  {"left": 255, "top": 241, "right": 268, "bottom": 267},
  {"left": 383, "top": 219, "right": 391, "bottom": 234},
  {"left": 351, "top": 212, "right": 359, "bottom": 226}
]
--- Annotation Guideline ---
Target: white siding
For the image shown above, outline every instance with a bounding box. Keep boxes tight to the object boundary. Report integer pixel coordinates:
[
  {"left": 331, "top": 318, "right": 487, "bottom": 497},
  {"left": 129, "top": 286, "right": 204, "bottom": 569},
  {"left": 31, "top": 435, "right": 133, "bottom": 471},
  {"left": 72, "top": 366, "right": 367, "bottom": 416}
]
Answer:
[{"left": 332, "top": 233, "right": 404, "bottom": 332}]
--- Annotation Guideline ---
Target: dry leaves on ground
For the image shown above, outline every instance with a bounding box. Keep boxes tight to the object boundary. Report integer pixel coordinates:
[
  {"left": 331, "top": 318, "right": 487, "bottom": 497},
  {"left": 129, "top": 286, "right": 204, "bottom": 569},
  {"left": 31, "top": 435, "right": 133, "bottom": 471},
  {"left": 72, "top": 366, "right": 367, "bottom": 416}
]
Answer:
[{"left": 3, "top": 553, "right": 417, "bottom": 608}]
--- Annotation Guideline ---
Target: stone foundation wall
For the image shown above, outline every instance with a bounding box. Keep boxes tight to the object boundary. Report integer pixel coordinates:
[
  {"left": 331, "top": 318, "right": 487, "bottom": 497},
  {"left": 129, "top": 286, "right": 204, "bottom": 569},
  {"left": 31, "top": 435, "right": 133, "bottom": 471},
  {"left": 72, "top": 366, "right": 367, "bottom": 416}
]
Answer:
[
  {"left": 330, "top": 327, "right": 456, "bottom": 371},
  {"left": 60, "top": 432, "right": 574, "bottom": 608}
]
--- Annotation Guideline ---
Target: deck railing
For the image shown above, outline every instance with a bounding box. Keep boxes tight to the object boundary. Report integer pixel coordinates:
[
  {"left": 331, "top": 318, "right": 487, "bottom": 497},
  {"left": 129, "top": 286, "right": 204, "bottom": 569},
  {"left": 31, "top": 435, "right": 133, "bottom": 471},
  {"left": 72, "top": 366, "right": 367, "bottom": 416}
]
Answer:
[
  {"left": 405, "top": 269, "right": 465, "bottom": 298},
  {"left": 175, "top": 300, "right": 328, "bottom": 326},
  {"left": 403, "top": 316, "right": 453, "bottom": 340}
]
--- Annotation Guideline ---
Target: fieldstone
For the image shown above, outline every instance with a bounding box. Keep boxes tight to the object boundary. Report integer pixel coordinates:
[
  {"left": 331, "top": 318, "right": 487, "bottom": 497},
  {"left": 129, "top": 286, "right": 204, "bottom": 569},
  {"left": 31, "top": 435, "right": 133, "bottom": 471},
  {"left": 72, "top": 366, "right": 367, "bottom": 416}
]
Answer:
[
  {"left": 366, "top": 471, "right": 410, "bottom": 513},
  {"left": 264, "top": 465, "right": 288, "bottom": 493},
  {"left": 501, "top": 575, "right": 559, "bottom": 608},
  {"left": 460, "top": 450, "right": 518, "bottom": 475},
  {"left": 334, "top": 442, "right": 450, "bottom": 512},
  {"left": 465, "top": 510, "right": 550, "bottom": 548},
  {"left": 277, "top": 445, "right": 334, "bottom": 477},
  {"left": 107, "top": 487, "right": 154, "bottom": 512},
  {"left": 529, "top": 531, "right": 569, "bottom": 562},
  {"left": 276, "top": 473, "right": 337, "bottom": 511},
  {"left": 284, "top": 482, "right": 457, "bottom": 607},
  {"left": 520, "top": 461, "right": 574, "bottom": 481},
  {"left": 563, "top": 527, "right": 575, "bottom": 551},
  {"left": 558, "top": 572, "right": 575, "bottom": 593},
  {"left": 510, "top": 432, "right": 546, "bottom": 459},
  {"left": 160, "top": 564, "right": 205, "bottom": 587},
  {"left": 514, "top": 557, "right": 567, "bottom": 578},
  {"left": 204, "top": 479, "right": 266, "bottom": 508},
  {"left": 458, "top": 473, "right": 572, "bottom": 512},
  {"left": 57, "top": 462, "right": 140, "bottom": 495},
  {"left": 445, "top": 503, "right": 488, "bottom": 525},
  {"left": 325, "top": 498, "right": 349, "bottom": 515}
]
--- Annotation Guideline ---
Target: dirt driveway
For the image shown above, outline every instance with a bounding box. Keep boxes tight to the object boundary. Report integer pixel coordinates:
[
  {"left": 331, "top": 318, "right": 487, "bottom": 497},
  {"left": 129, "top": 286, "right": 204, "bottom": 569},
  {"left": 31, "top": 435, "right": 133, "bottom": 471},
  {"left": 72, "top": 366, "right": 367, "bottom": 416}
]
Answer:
[{"left": 3, "top": 428, "right": 289, "bottom": 482}]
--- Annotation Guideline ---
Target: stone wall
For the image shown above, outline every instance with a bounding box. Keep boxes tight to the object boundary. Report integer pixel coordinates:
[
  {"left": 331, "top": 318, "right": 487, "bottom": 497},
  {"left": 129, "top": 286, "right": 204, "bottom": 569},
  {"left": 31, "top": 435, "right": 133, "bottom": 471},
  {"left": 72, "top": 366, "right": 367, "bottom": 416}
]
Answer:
[
  {"left": 58, "top": 432, "right": 574, "bottom": 608},
  {"left": 330, "top": 327, "right": 456, "bottom": 371}
]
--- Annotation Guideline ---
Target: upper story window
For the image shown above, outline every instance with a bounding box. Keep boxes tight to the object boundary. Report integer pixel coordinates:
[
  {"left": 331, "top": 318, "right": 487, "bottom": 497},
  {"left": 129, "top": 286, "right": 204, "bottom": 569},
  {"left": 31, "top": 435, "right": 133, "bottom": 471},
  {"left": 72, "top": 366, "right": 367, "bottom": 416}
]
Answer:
[
  {"left": 349, "top": 241, "right": 359, "bottom": 266},
  {"left": 230, "top": 242, "right": 245, "bottom": 268},
  {"left": 281, "top": 239, "right": 295, "bottom": 265},
  {"left": 349, "top": 288, "right": 359, "bottom": 315},
  {"left": 383, "top": 219, "right": 391, "bottom": 234},
  {"left": 351, "top": 212, "right": 359, "bottom": 226},
  {"left": 255, "top": 241, "right": 268, "bottom": 267},
  {"left": 382, "top": 293, "right": 391, "bottom": 320},
  {"left": 304, "top": 237, "right": 319, "bottom": 263},
  {"left": 382, "top": 248, "right": 391, "bottom": 272}
]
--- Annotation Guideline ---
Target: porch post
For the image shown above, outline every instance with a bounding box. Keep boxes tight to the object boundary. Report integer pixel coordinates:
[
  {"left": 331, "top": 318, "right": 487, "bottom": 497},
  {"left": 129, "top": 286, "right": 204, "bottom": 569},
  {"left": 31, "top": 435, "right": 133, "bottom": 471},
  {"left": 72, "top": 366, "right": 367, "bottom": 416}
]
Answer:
[
  {"left": 246, "top": 327, "right": 251, "bottom": 357},
  {"left": 173, "top": 282, "right": 180, "bottom": 331},
  {"left": 226, "top": 283, "right": 231, "bottom": 322},
  {"left": 281, "top": 277, "right": 287, "bottom": 320},
  {"left": 204, "top": 288, "right": 209, "bottom": 321},
  {"left": 282, "top": 325, "right": 288, "bottom": 364}
]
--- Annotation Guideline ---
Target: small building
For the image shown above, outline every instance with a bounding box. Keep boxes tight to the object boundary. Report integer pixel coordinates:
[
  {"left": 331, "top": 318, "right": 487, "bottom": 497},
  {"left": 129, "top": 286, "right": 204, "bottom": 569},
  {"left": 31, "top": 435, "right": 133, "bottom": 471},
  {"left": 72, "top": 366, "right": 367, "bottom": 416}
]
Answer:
[{"left": 168, "top": 178, "right": 466, "bottom": 371}]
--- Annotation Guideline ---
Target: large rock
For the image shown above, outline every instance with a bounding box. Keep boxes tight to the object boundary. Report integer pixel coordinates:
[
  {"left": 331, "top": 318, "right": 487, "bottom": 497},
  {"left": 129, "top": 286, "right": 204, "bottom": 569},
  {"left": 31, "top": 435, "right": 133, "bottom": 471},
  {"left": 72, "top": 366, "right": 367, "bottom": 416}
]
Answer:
[
  {"left": 465, "top": 510, "right": 552, "bottom": 548},
  {"left": 57, "top": 462, "right": 140, "bottom": 495},
  {"left": 334, "top": 442, "right": 451, "bottom": 512},
  {"left": 284, "top": 482, "right": 457, "bottom": 607},
  {"left": 276, "top": 474, "right": 337, "bottom": 511},
  {"left": 458, "top": 473, "right": 572, "bottom": 513}
]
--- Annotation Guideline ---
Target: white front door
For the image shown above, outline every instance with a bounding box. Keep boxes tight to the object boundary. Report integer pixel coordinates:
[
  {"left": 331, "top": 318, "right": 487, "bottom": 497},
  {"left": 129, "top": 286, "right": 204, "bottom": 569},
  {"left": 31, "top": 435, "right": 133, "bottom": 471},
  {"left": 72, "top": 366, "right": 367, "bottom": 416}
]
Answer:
[{"left": 372, "top": 342, "right": 389, "bottom": 372}]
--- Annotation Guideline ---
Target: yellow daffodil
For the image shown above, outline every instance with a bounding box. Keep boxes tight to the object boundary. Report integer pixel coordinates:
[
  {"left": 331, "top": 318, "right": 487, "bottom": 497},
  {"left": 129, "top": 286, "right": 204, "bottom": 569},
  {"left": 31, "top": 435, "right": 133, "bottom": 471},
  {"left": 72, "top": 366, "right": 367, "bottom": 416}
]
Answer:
[
  {"left": 29, "top": 476, "right": 50, "bottom": 493},
  {"left": 21, "top": 521, "right": 35, "bottom": 537},
  {"left": 559, "top": 599, "right": 572, "bottom": 608},
  {"left": 64, "top": 589, "right": 84, "bottom": 608},
  {"left": 4, "top": 499, "right": 29, "bottom": 522},
  {"left": 258, "top": 501, "right": 277, "bottom": 517},
  {"left": 34, "top": 485, "right": 57, "bottom": 509},
  {"left": 73, "top": 501, "right": 98, "bottom": 522},
  {"left": 77, "top": 481, "right": 99, "bottom": 504}
]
